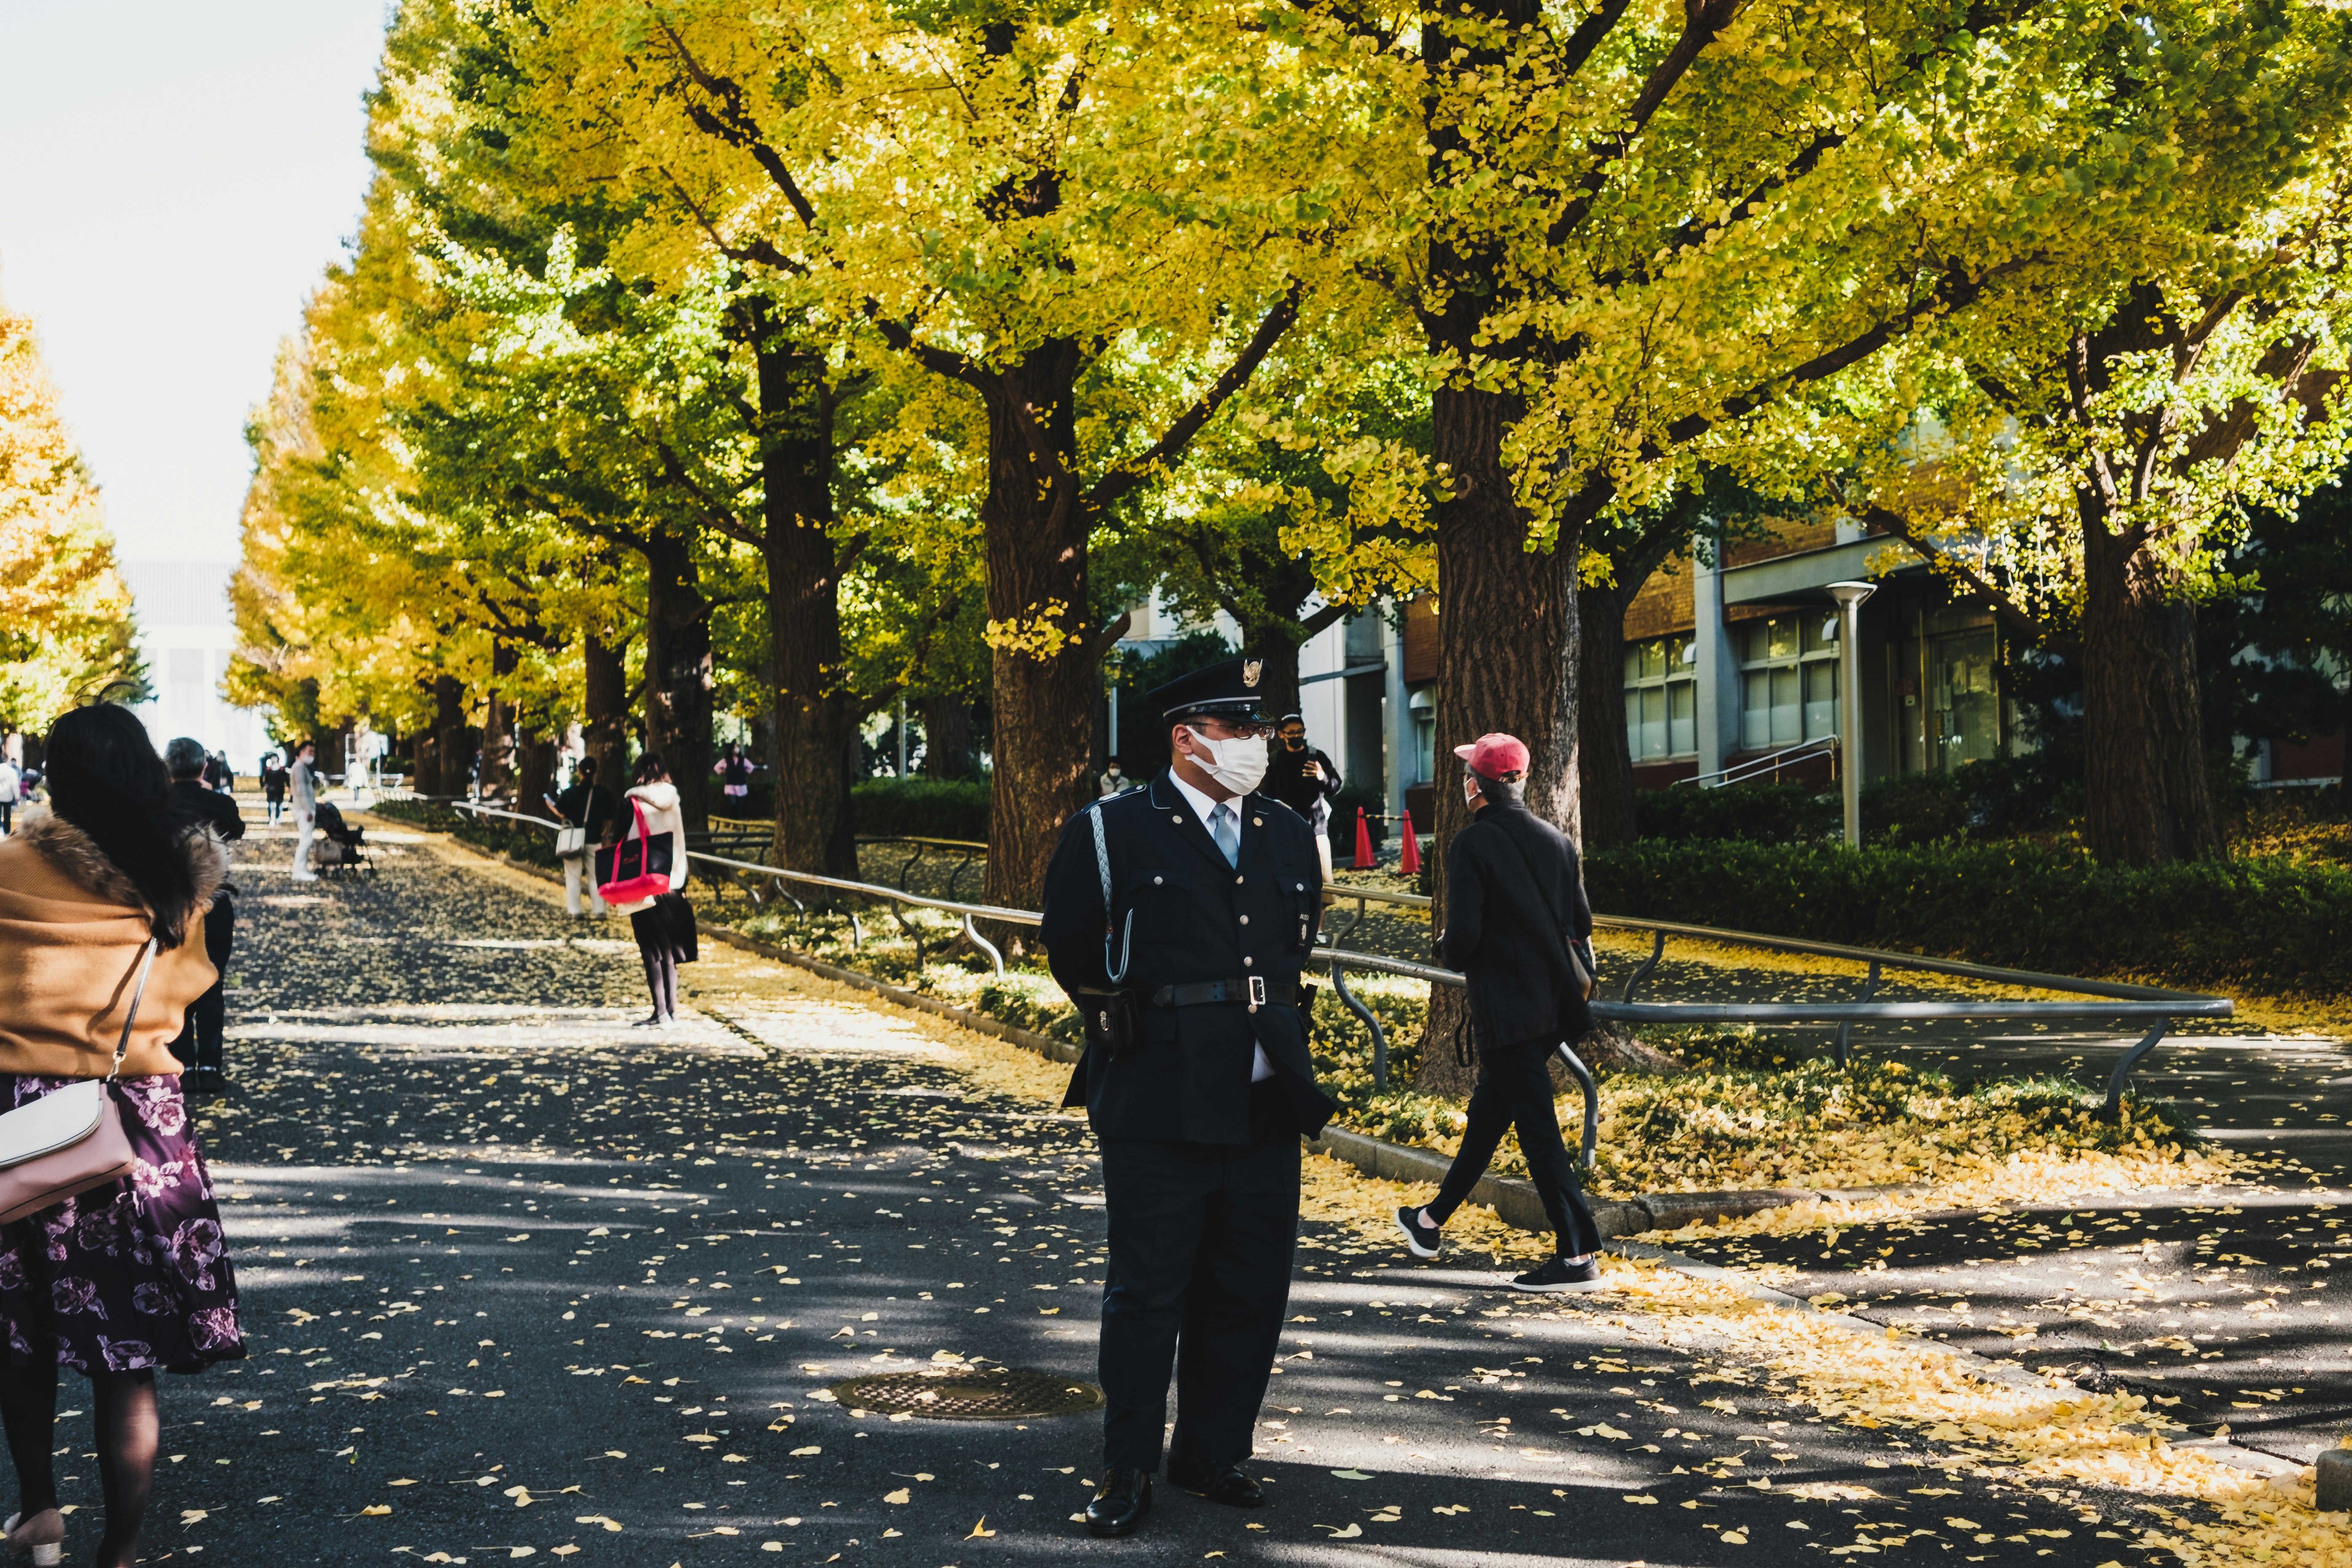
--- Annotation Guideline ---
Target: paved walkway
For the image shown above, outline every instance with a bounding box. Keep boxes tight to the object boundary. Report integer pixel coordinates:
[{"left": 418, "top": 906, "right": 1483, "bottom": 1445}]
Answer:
[{"left": 95, "top": 817, "right": 2332, "bottom": 1564}]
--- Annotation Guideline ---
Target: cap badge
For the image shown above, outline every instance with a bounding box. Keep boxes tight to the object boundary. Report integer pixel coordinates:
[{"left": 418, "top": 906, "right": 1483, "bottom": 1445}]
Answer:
[{"left": 1242, "top": 659, "right": 1262, "bottom": 688}]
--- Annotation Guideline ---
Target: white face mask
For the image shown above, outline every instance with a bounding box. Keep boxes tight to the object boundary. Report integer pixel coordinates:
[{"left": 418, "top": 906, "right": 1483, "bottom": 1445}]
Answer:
[
  {"left": 1463, "top": 771, "right": 1481, "bottom": 807},
  {"left": 1185, "top": 727, "right": 1269, "bottom": 796}
]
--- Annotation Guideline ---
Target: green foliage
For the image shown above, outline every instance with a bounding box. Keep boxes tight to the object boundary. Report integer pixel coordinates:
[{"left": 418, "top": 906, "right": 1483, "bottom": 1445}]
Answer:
[
  {"left": 851, "top": 779, "right": 991, "bottom": 841},
  {"left": 1587, "top": 836, "right": 2352, "bottom": 996},
  {"left": 1632, "top": 783, "right": 1836, "bottom": 845}
]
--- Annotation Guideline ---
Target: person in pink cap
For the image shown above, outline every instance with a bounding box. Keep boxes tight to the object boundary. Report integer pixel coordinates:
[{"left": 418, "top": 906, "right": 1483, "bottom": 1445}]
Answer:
[{"left": 1394, "top": 731, "right": 1608, "bottom": 1290}]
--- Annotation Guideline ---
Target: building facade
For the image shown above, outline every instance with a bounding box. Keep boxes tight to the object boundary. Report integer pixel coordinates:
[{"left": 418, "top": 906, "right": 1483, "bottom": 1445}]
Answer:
[{"left": 120, "top": 560, "right": 270, "bottom": 772}]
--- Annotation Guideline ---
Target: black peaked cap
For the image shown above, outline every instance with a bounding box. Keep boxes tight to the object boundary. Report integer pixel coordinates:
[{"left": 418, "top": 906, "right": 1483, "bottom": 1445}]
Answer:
[{"left": 1148, "top": 656, "right": 1269, "bottom": 723}]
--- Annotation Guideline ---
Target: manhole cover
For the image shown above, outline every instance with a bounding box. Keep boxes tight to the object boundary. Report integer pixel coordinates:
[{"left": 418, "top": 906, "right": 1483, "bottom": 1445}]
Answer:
[{"left": 827, "top": 1368, "right": 1104, "bottom": 1421}]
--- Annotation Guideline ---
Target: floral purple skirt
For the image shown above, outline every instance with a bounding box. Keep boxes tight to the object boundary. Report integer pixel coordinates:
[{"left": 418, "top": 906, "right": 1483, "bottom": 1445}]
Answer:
[{"left": 0, "top": 1075, "right": 243, "bottom": 1375}]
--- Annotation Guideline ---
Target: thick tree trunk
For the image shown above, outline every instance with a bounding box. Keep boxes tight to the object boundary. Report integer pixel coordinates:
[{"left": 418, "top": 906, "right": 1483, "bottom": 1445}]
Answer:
[
  {"left": 756, "top": 341, "right": 860, "bottom": 877},
  {"left": 481, "top": 644, "right": 518, "bottom": 801},
  {"left": 921, "top": 695, "right": 974, "bottom": 779},
  {"left": 583, "top": 631, "right": 628, "bottom": 788},
  {"left": 1239, "top": 619, "right": 1304, "bottom": 722},
  {"left": 643, "top": 529, "right": 714, "bottom": 835},
  {"left": 516, "top": 724, "right": 556, "bottom": 820},
  {"left": 420, "top": 674, "right": 464, "bottom": 797},
  {"left": 1577, "top": 583, "right": 1637, "bottom": 851},
  {"left": 978, "top": 344, "right": 1095, "bottom": 941},
  {"left": 1417, "top": 386, "right": 1580, "bottom": 1097},
  {"left": 2080, "top": 514, "right": 2222, "bottom": 863}
]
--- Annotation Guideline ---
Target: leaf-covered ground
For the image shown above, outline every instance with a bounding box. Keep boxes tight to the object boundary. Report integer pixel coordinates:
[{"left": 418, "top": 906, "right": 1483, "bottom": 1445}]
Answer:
[{"left": 96, "top": 811, "right": 2347, "bottom": 1565}]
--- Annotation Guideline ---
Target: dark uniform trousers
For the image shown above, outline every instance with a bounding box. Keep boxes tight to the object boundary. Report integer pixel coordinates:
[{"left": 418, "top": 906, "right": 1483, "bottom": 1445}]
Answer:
[
  {"left": 1098, "top": 1086, "right": 1298, "bottom": 1472},
  {"left": 1040, "top": 771, "right": 1338, "bottom": 1477},
  {"left": 168, "top": 895, "right": 233, "bottom": 1073}
]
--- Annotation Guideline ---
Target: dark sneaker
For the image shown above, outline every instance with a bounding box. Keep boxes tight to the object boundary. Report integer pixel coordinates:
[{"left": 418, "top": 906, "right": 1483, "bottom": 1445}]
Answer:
[
  {"left": 187, "top": 1067, "right": 232, "bottom": 1097},
  {"left": 1166, "top": 1458, "right": 1265, "bottom": 1507},
  {"left": 1510, "top": 1255, "right": 1607, "bottom": 1293},
  {"left": 1394, "top": 1207, "right": 1442, "bottom": 1259}
]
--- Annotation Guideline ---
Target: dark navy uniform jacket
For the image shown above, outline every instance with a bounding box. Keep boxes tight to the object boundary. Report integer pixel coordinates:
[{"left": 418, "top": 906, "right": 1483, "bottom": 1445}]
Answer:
[{"left": 1041, "top": 769, "right": 1338, "bottom": 1144}]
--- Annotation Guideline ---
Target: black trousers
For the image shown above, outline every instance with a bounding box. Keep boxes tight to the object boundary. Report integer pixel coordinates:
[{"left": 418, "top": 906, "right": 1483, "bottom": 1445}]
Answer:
[
  {"left": 1427, "top": 1038, "right": 1603, "bottom": 1258},
  {"left": 1097, "top": 1135, "right": 1298, "bottom": 1474},
  {"left": 168, "top": 896, "right": 234, "bottom": 1072}
]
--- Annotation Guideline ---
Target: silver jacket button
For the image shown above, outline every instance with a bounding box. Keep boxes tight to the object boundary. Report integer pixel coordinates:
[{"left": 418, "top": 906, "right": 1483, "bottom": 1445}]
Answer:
[
  {"left": 1239, "top": 915, "right": 1250, "bottom": 925},
  {"left": 1153, "top": 876, "right": 1164, "bottom": 885},
  {"left": 1243, "top": 957, "right": 1253, "bottom": 967}
]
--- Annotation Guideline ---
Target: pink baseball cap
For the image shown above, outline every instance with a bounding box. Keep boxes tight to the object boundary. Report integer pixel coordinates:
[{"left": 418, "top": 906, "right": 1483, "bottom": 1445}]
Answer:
[{"left": 1453, "top": 732, "right": 1530, "bottom": 778}]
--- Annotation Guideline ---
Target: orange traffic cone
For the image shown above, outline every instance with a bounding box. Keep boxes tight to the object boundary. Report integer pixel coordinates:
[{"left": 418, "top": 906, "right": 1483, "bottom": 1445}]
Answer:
[
  {"left": 1399, "top": 808, "right": 1422, "bottom": 875},
  {"left": 1352, "top": 807, "right": 1375, "bottom": 870}
]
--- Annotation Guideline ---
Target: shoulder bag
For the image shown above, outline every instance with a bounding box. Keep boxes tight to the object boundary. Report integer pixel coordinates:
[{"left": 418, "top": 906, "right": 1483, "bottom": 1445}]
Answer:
[
  {"left": 597, "top": 800, "right": 674, "bottom": 905},
  {"left": 1075, "top": 802, "right": 1141, "bottom": 1061},
  {"left": 0, "top": 939, "right": 152, "bottom": 1225},
  {"left": 1490, "top": 824, "right": 1599, "bottom": 1000}
]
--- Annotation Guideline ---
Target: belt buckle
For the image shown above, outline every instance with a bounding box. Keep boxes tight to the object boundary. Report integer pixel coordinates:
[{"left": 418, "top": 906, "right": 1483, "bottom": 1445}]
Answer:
[{"left": 1247, "top": 975, "right": 1266, "bottom": 1006}]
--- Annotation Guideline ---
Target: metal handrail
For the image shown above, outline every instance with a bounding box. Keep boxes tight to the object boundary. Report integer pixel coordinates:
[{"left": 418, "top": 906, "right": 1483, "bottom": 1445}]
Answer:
[
  {"left": 433, "top": 800, "right": 2227, "bottom": 1144},
  {"left": 1672, "top": 735, "right": 1838, "bottom": 789}
]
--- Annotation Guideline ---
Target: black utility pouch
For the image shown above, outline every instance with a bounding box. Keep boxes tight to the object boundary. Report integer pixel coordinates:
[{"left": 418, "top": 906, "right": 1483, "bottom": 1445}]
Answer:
[{"left": 1077, "top": 987, "right": 1139, "bottom": 1061}]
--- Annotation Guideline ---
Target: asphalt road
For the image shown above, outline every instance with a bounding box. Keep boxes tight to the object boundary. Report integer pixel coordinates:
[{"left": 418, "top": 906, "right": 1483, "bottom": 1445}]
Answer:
[{"left": 70, "top": 813, "right": 2317, "bottom": 1564}]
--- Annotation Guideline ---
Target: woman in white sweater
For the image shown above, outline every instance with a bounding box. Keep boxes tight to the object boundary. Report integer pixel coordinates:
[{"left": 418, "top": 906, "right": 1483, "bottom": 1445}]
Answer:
[{"left": 605, "top": 755, "right": 695, "bottom": 1025}]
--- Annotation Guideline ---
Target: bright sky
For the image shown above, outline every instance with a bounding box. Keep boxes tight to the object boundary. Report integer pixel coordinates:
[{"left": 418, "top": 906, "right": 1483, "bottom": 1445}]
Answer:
[{"left": 0, "top": 2, "right": 389, "bottom": 567}]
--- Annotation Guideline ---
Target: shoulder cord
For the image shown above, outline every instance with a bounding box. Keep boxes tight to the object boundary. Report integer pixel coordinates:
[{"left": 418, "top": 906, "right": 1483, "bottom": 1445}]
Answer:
[
  {"left": 109, "top": 938, "right": 159, "bottom": 1086},
  {"left": 1088, "top": 803, "right": 1135, "bottom": 984}
]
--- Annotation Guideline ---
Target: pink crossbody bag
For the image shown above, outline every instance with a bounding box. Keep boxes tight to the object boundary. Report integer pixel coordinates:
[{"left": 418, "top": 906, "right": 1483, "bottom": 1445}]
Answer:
[{"left": 0, "top": 939, "right": 152, "bottom": 1225}]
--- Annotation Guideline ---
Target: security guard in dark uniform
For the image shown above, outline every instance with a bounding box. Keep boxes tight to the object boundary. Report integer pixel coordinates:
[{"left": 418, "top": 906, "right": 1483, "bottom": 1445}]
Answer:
[{"left": 1041, "top": 657, "right": 1337, "bottom": 1538}]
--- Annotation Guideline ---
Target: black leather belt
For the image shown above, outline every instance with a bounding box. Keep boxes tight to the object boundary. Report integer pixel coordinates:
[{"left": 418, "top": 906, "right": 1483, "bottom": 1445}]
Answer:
[{"left": 1152, "top": 978, "right": 1295, "bottom": 1008}]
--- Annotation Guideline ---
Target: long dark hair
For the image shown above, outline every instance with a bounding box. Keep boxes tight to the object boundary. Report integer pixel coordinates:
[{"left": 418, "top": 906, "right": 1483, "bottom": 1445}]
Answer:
[{"left": 44, "top": 704, "right": 200, "bottom": 948}]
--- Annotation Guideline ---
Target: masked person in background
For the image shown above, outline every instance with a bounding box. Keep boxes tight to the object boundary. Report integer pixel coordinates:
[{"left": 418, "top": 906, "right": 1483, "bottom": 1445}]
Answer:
[{"left": 1262, "top": 714, "right": 1341, "bottom": 886}]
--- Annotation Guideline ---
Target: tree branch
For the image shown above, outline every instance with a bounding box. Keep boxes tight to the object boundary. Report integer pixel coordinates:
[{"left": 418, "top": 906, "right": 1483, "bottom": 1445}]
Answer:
[
  {"left": 1865, "top": 505, "right": 2071, "bottom": 654},
  {"left": 1084, "top": 278, "right": 1305, "bottom": 515},
  {"left": 1088, "top": 609, "right": 1135, "bottom": 664},
  {"left": 1550, "top": 0, "right": 1740, "bottom": 242}
]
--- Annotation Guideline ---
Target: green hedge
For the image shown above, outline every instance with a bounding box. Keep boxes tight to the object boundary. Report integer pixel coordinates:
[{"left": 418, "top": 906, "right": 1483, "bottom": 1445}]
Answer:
[
  {"left": 852, "top": 778, "right": 990, "bottom": 841},
  {"left": 1584, "top": 838, "right": 2352, "bottom": 997}
]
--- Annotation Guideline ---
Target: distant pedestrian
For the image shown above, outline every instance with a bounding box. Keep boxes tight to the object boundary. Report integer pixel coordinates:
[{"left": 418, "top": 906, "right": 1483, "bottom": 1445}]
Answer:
[
  {"left": 163, "top": 738, "right": 244, "bottom": 1095},
  {"left": 547, "top": 757, "right": 618, "bottom": 919},
  {"left": 601, "top": 755, "right": 693, "bottom": 1026},
  {"left": 1394, "top": 732, "right": 1608, "bottom": 1292},
  {"left": 289, "top": 739, "right": 321, "bottom": 883},
  {"left": 1263, "top": 713, "right": 1341, "bottom": 886},
  {"left": 261, "top": 751, "right": 288, "bottom": 823},
  {"left": 715, "top": 743, "right": 753, "bottom": 807},
  {"left": 1097, "top": 756, "right": 1131, "bottom": 797},
  {"left": 0, "top": 703, "right": 246, "bottom": 1568},
  {"left": 0, "top": 753, "right": 19, "bottom": 836}
]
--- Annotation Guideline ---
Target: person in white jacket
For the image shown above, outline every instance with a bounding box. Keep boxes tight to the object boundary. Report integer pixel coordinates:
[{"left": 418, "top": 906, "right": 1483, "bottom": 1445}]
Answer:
[{"left": 605, "top": 755, "right": 694, "bottom": 1025}]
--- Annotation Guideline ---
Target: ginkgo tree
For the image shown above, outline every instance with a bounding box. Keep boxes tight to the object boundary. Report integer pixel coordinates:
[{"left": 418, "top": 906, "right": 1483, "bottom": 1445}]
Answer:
[
  {"left": 1853, "top": 0, "right": 2352, "bottom": 864},
  {"left": 0, "top": 293, "right": 142, "bottom": 730},
  {"left": 503, "top": 0, "right": 1406, "bottom": 915}
]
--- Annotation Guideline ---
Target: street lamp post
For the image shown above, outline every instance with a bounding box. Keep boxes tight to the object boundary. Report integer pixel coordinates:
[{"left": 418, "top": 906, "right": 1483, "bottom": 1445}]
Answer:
[{"left": 1825, "top": 581, "right": 1877, "bottom": 848}]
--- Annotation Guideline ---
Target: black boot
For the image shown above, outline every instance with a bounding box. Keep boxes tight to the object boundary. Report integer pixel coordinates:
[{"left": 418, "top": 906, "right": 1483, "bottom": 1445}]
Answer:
[{"left": 1085, "top": 1468, "right": 1152, "bottom": 1537}]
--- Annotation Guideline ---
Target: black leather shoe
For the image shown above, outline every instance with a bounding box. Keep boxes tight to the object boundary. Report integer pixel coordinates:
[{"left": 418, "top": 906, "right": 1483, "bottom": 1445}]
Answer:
[
  {"left": 1167, "top": 1459, "right": 1266, "bottom": 1508},
  {"left": 1085, "top": 1468, "right": 1152, "bottom": 1537}
]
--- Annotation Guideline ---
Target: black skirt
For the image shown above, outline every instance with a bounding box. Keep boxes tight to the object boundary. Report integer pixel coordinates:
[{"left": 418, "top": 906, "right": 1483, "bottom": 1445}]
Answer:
[{"left": 629, "top": 893, "right": 698, "bottom": 965}]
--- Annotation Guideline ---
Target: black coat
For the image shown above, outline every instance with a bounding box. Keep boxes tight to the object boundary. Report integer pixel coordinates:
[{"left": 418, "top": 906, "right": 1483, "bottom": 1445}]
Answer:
[
  {"left": 1438, "top": 795, "right": 1594, "bottom": 1049},
  {"left": 1263, "top": 745, "right": 1340, "bottom": 821},
  {"left": 172, "top": 779, "right": 246, "bottom": 844},
  {"left": 1041, "top": 770, "right": 1338, "bottom": 1143}
]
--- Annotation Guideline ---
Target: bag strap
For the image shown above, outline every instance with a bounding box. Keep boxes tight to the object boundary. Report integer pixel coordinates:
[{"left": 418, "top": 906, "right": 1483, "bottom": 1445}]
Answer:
[
  {"left": 624, "top": 799, "right": 651, "bottom": 874},
  {"left": 1087, "top": 802, "right": 1134, "bottom": 984},
  {"left": 110, "top": 938, "right": 159, "bottom": 1086}
]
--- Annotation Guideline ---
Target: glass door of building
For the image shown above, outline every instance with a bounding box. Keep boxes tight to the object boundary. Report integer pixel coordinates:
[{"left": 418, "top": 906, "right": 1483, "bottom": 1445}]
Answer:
[{"left": 1926, "top": 628, "right": 1999, "bottom": 769}]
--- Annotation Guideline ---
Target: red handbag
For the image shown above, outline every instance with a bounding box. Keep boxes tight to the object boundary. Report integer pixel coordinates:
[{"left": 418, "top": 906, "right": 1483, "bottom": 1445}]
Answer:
[{"left": 597, "top": 800, "right": 674, "bottom": 905}]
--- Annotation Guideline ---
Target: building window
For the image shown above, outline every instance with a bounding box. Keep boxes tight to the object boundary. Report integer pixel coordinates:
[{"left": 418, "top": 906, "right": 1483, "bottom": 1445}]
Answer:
[
  {"left": 1623, "top": 636, "right": 1696, "bottom": 760},
  {"left": 1739, "top": 613, "right": 1840, "bottom": 751},
  {"left": 1927, "top": 627, "right": 1998, "bottom": 768}
]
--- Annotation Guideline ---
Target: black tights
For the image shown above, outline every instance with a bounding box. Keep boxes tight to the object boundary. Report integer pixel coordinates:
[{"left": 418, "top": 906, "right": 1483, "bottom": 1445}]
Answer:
[
  {"left": 641, "top": 952, "right": 679, "bottom": 1018},
  {"left": 0, "top": 1361, "right": 156, "bottom": 1567}
]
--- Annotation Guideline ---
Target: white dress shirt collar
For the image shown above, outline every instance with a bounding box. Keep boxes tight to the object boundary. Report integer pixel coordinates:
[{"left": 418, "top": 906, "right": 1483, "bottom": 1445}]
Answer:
[{"left": 1167, "top": 768, "right": 1240, "bottom": 831}]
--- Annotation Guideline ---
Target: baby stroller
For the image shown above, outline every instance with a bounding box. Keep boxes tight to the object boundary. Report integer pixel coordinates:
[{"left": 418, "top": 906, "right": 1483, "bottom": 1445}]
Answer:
[{"left": 310, "top": 800, "right": 374, "bottom": 876}]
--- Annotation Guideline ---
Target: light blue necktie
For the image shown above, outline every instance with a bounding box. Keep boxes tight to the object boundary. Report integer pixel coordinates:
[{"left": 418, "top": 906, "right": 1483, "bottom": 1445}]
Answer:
[{"left": 1209, "top": 803, "right": 1239, "bottom": 867}]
